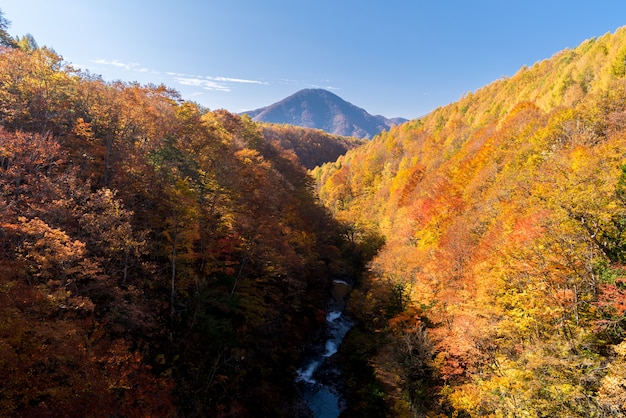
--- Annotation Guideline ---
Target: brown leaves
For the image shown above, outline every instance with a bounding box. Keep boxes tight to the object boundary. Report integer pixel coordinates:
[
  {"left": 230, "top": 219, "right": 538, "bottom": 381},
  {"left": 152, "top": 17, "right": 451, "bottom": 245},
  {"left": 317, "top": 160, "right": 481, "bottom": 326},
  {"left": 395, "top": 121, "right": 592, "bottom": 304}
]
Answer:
[{"left": 16, "top": 217, "right": 87, "bottom": 281}]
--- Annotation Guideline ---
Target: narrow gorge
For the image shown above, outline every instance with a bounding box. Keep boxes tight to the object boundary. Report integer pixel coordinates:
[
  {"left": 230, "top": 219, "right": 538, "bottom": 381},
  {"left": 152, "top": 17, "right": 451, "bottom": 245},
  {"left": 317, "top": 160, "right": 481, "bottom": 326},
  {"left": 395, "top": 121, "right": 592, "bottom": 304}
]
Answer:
[{"left": 296, "top": 280, "right": 353, "bottom": 417}]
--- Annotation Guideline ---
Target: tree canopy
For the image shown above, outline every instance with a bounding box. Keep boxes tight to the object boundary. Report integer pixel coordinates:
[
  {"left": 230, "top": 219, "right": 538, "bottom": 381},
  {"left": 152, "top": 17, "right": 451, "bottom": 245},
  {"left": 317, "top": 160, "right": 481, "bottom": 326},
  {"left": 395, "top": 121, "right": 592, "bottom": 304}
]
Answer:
[
  {"left": 0, "top": 36, "right": 357, "bottom": 416},
  {"left": 314, "top": 26, "right": 626, "bottom": 417}
]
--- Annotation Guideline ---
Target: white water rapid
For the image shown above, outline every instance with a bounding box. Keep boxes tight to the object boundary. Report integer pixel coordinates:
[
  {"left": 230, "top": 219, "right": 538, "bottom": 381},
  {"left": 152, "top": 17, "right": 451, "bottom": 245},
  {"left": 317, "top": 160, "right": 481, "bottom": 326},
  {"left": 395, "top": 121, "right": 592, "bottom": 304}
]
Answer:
[{"left": 295, "top": 280, "right": 353, "bottom": 417}]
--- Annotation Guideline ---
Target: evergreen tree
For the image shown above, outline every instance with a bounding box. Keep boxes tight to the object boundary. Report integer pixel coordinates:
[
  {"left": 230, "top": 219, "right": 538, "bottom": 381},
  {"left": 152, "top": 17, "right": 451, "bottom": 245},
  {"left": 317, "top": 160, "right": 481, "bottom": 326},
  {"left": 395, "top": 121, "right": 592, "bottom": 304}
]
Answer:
[{"left": 0, "top": 9, "right": 16, "bottom": 48}]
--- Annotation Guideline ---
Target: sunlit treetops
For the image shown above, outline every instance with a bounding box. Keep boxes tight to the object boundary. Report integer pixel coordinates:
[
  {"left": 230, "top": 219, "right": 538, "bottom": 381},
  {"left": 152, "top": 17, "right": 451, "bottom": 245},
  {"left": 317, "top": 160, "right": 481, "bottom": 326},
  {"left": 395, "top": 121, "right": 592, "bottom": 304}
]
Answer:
[{"left": 314, "top": 25, "right": 626, "bottom": 416}]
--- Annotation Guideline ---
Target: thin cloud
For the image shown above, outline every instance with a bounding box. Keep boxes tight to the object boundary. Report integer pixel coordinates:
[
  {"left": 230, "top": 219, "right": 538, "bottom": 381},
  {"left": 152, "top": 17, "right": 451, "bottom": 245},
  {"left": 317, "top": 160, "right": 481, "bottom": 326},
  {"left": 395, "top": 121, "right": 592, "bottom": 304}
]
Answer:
[
  {"left": 209, "top": 76, "right": 268, "bottom": 85},
  {"left": 279, "top": 79, "right": 338, "bottom": 91},
  {"left": 168, "top": 73, "right": 268, "bottom": 85},
  {"left": 169, "top": 73, "right": 268, "bottom": 92},
  {"left": 91, "top": 58, "right": 150, "bottom": 73},
  {"left": 90, "top": 61, "right": 268, "bottom": 93},
  {"left": 174, "top": 76, "right": 230, "bottom": 92},
  {"left": 279, "top": 78, "right": 303, "bottom": 86},
  {"left": 311, "top": 84, "right": 340, "bottom": 91}
]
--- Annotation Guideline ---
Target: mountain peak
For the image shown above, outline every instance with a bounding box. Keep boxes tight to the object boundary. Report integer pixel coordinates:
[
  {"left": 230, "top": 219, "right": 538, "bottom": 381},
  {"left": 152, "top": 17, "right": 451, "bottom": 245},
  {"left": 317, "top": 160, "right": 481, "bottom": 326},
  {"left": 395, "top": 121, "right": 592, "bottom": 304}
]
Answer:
[{"left": 242, "top": 89, "right": 407, "bottom": 139}]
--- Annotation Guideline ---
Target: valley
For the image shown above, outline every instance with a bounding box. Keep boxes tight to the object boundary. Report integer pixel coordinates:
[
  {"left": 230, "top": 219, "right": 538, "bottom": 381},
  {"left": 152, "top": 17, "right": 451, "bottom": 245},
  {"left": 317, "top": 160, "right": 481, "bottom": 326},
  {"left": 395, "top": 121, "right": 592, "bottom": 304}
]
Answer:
[{"left": 2, "top": 8, "right": 626, "bottom": 417}]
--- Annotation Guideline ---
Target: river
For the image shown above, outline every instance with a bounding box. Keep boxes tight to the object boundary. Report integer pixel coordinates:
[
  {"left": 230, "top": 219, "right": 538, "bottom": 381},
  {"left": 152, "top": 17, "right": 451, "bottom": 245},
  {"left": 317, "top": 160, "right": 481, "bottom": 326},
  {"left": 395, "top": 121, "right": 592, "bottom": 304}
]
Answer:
[{"left": 295, "top": 279, "right": 353, "bottom": 417}]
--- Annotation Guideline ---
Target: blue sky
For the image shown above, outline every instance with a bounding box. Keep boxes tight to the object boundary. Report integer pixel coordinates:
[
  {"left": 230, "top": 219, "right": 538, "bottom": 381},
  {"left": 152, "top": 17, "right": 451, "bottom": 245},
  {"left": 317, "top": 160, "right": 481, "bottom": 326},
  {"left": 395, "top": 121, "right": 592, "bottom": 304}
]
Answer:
[{"left": 2, "top": 1, "right": 626, "bottom": 119}]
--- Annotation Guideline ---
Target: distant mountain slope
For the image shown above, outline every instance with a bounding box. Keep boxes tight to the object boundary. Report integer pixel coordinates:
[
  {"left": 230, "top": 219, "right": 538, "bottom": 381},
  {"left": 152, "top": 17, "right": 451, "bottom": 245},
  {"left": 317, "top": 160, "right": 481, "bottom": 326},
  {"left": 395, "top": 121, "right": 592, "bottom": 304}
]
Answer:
[
  {"left": 243, "top": 89, "right": 407, "bottom": 139},
  {"left": 259, "top": 123, "right": 363, "bottom": 169}
]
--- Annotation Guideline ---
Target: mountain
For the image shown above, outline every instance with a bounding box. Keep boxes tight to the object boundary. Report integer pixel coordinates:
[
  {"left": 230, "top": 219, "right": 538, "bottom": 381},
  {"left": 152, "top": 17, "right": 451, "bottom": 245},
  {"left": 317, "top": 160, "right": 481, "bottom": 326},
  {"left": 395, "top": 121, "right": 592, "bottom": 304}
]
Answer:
[
  {"left": 313, "top": 26, "right": 626, "bottom": 416},
  {"left": 7, "top": 11, "right": 626, "bottom": 418},
  {"left": 243, "top": 88, "right": 407, "bottom": 139}
]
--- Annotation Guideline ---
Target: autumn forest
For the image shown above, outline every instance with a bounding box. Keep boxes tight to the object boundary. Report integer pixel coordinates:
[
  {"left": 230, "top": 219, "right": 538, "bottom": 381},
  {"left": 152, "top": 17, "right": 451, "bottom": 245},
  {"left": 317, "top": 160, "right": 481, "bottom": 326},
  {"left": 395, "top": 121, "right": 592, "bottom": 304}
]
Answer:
[{"left": 3, "top": 10, "right": 626, "bottom": 418}]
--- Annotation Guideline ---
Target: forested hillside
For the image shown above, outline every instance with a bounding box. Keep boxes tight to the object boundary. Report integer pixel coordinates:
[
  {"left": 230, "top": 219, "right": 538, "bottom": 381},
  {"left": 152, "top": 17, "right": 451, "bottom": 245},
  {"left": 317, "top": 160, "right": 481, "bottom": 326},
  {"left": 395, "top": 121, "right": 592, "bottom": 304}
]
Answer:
[
  {"left": 314, "top": 26, "right": 626, "bottom": 416},
  {"left": 6, "top": 7, "right": 626, "bottom": 417},
  {"left": 258, "top": 123, "right": 362, "bottom": 169},
  {"left": 0, "top": 38, "right": 363, "bottom": 416}
]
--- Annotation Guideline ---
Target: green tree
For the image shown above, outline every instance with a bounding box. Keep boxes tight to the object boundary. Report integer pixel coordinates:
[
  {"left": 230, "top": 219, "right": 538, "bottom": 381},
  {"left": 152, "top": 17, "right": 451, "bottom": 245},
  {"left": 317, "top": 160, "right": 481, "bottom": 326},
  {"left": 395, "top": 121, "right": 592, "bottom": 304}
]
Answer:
[
  {"left": 611, "top": 48, "right": 626, "bottom": 77},
  {"left": 15, "top": 33, "right": 38, "bottom": 52},
  {"left": 0, "top": 9, "right": 16, "bottom": 48}
]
